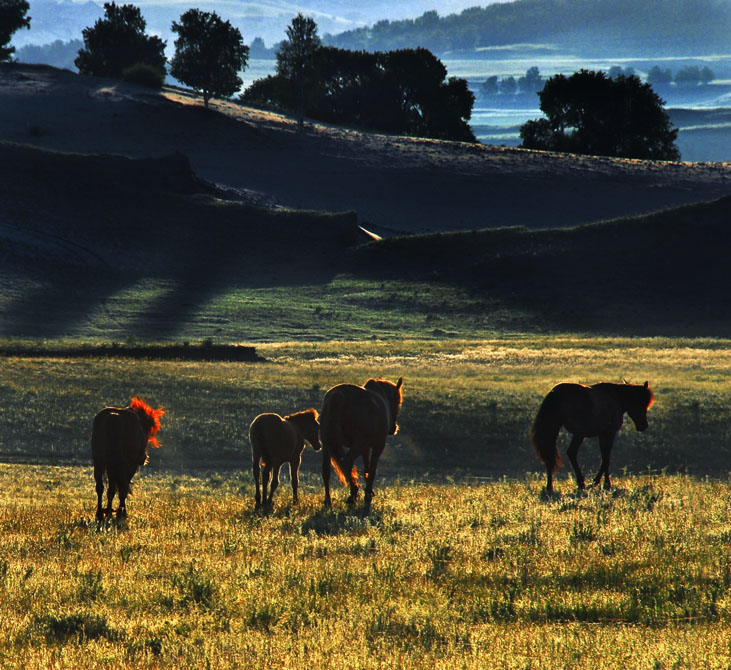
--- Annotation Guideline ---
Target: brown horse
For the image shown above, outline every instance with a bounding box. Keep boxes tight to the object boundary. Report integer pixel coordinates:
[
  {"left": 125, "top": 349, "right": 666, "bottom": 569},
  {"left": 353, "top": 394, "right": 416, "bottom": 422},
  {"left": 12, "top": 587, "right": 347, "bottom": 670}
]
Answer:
[
  {"left": 530, "top": 381, "right": 654, "bottom": 494},
  {"left": 249, "top": 409, "right": 321, "bottom": 509},
  {"left": 91, "top": 397, "right": 164, "bottom": 519},
  {"left": 319, "top": 377, "right": 403, "bottom": 512}
]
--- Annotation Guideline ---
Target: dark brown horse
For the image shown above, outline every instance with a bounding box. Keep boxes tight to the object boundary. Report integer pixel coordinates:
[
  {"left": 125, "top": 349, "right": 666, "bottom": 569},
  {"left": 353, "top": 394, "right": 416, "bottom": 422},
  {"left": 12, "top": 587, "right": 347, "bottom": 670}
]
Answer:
[
  {"left": 249, "top": 409, "right": 321, "bottom": 509},
  {"left": 530, "top": 381, "right": 654, "bottom": 493},
  {"left": 91, "top": 397, "right": 164, "bottom": 519},
  {"left": 319, "top": 377, "right": 403, "bottom": 512}
]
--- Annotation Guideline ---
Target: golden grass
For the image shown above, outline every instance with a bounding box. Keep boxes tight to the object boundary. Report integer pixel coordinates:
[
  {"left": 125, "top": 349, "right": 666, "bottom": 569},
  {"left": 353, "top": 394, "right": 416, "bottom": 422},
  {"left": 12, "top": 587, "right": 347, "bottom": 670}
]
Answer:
[{"left": 1, "top": 466, "right": 730, "bottom": 668}]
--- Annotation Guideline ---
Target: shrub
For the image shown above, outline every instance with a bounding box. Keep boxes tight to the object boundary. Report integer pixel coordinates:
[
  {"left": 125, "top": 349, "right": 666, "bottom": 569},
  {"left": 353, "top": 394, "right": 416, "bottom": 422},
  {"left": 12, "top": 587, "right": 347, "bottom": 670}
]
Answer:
[{"left": 122, "top": 62, "right": 165, "bottom": 88}]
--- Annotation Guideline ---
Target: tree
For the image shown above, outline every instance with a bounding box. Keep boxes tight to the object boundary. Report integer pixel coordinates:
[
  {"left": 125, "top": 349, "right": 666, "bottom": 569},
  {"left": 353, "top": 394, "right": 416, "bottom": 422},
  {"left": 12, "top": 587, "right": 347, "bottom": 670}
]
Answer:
[
  {"left": 519, "top": 70, "right": 680, "bottom": 161},
  {"left": 518, "top": 66, "right": 544, "bottom": 94},
  {"left": 276, "top": 14, "right": 321, "bottom": 129},
  {"left": 242, "top": 45, "right": 475, "bottom": 142},
  {"left": 647, "top": 65, "right": 672, "bottom": 85},
  {"left": 170, "top": 9, "right": 249, "bottom": 108},
  {"left": 75, "top": 2, "right": 165, "bottom": 79},
  {"left": 0, "top": 0, "right": 30, "bottom": 62},
  {"left": 499, "top": 75, "right": 517, "bottom": 95},
  {"left": 480, "top": 75, "right": 498, "bottom": 97}
]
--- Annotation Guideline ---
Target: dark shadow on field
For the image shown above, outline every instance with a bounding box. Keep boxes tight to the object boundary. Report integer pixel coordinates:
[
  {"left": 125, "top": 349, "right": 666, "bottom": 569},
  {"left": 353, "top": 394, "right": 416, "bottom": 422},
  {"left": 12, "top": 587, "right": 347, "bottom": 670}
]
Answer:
[
  {"left": 0, "top": 143, "right": 360, "bottom": 339},
  {"left": 347, "top": 194, "right": 731, "bottom": 336}
]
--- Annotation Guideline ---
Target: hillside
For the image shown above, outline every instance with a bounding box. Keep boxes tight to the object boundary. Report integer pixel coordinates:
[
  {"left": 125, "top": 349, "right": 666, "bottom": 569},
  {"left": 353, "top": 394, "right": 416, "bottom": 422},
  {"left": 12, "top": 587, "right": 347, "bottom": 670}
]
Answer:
[
  {"left": 2, "top": 136, "right": 730, "bottom": 338},
  {"left": 326, "top": 0, "right": 731, "bottom": 56},
  {"left": 2, "top": 63, "right": 730, "bottom": 238}
]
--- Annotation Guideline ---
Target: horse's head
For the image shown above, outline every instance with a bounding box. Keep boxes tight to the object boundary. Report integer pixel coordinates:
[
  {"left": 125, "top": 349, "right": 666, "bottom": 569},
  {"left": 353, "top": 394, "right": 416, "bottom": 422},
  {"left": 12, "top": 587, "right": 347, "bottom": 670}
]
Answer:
[
  {"left": 129, "top": 396, "right": 165, "bottom": 448},
  {"left": 288, "top": 408, "right": 322, "bottom": 451},
  {"left": 366, "top": 377, "right": 404, "bottom": 435},
  {"left": 625, "top": 381, "right": 654, "bottom": 432}
]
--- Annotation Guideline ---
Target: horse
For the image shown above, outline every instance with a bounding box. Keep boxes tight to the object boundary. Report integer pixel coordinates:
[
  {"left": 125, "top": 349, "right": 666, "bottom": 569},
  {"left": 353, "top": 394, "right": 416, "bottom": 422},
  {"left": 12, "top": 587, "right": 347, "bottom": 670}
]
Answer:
[
  {"left": 530, "top": 381, "right": 654, "bottom": 494},
  {"left": 319, "top": 377, "right": 403, "bottom": 513},
  {"left": 91, "top": 397, "right": 164, "bottom": 520},
  {"left": 249, "top": 408, "right": 321, "bottom": 509}
]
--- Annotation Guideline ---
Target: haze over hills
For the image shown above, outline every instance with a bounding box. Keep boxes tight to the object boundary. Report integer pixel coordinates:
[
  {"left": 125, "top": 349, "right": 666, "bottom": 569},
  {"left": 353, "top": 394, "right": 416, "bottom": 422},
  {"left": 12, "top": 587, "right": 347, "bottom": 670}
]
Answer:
[
  {"left": 14, "top": 0, "right": 731, "bottom": 56},
  {"left": 14, "top": 0, "right": 497, "bottom": 49}
]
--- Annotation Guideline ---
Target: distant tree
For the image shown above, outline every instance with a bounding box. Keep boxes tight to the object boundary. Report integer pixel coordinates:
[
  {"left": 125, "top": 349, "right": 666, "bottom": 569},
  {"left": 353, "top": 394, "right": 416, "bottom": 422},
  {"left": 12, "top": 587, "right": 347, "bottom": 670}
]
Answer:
[
  {"left": 242, "top": 45, "right": 475, "bottom": 142},
  {"left": 518, "top": 66, "right": 544, "bottom": 94},
  {"left": 170, "top": 9, "right": 249, "bottom": 108},
  {"left": 699, "top": 66, "right": 715, "bottom": 85},
  {"left": 276, "top": 13, "right": 321, "bottom": 129},
  {"left": 499, "top": 75, "right": 517, "bottom": 95},
  {"left": 674, "top": 65, "right": 714, "bottom": 87},
  {"left": 17, "top": 39, "right": 83, "bottom": 70},
  {"left": 608, "top": 65, "right": 635, "bottom": 80},
  {"left": 0, "top": 0, "right": 30, "bottom": 61},
  {"left": 647, "top": 65, "right": 672, "bottom": 85},
  {"left": 249, "top": 37, "right": 273, "bottom": 58},
  {"left": 480, "top": 75, "right": 499, "bottom": 97},
  {"left": 520, "top": 69, "right": 680, "bottom": 160},
  {"left": 674, "top": 65, "right": 701, "bottom": 86},
  {"left": 75, "top": 2, "right": 165, "bottom": 79}
]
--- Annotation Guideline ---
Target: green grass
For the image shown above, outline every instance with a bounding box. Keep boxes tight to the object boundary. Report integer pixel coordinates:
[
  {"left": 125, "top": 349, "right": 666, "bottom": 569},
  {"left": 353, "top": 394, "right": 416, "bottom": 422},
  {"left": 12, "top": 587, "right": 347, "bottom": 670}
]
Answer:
[
  {"left": 1, "top": 467, "right": 731, "bottom": 668},
  {"left": 1, "top": 336, "right": 731, "bottom": 667},
  {"left": 1, "top": 335, "right": 730, "bottom": 476}
]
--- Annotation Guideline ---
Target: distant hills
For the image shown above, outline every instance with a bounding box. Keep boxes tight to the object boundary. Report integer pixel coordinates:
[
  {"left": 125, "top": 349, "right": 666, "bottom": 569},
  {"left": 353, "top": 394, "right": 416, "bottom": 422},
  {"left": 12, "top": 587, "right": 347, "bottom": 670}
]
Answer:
[
  {"left": 324, "top": 0, "right": 731, "bottom": 56},
  {"left": 14, "top": 0, "right": 488, "bottom": 50},
  {"left": 15, "top": 0, "right": 731, "bottom": 57}
]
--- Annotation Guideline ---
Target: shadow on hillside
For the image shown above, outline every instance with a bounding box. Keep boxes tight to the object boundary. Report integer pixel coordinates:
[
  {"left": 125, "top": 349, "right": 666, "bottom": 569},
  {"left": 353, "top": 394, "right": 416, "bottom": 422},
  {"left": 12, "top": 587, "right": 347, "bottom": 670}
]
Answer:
[{"left": 346, "top": 195, "right": 731, "bottom": 336}]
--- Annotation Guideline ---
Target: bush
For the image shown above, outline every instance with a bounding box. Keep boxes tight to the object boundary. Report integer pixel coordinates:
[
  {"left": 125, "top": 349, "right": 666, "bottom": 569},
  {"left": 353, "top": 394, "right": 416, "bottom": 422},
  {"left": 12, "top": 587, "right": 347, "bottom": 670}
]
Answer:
[{"left": 122, "top": 62, "right": 165, "bottom": 88}]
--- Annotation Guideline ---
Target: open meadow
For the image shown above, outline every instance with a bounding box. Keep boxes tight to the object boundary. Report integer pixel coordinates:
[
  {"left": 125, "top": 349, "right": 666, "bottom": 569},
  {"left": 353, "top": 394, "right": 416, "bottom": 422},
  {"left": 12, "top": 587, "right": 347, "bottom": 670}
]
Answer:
[
  {"left": 1, "top": 337, "right": 731, "bottom": 667},
  {"left": 2, "top": 59, "right": 731, "bottom": 669}
]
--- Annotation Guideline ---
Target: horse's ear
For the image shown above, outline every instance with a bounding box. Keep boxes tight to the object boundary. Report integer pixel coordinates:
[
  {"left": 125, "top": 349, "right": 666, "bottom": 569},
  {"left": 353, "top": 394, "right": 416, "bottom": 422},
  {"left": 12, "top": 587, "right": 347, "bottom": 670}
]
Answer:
[
  {"left": 644, "top": 381, "right": 649, "bottom": 389},
  {"left": 622, "top": 378, "right": 628, "bottom": 384},
  {"left": 396, "top": 377, "right": 403, "bottom": 390}
]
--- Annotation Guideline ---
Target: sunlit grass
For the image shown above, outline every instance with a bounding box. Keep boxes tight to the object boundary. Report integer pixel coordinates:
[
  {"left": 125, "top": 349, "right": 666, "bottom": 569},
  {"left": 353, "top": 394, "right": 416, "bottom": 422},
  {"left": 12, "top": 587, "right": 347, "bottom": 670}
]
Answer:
[{"left": 1, "top": 466, "right": 730, "bottom": 668}]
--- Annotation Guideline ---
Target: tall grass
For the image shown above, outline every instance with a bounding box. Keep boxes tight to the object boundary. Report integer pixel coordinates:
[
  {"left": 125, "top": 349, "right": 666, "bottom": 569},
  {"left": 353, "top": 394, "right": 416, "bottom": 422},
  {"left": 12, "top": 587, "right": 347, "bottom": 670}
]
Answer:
[{"left": 0, "top": 467, "right": 730, "bottom": 668}]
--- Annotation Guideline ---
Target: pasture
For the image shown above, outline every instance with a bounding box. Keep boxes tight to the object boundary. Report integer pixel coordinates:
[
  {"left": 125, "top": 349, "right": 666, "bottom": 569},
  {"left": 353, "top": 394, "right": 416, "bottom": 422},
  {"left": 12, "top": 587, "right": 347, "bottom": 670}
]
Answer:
[
  {"left": 1, "top": 469, "right": 731, "bottom": 668},
  {"left": 0, "top": 336, "right": 730, "bottom": 667}
]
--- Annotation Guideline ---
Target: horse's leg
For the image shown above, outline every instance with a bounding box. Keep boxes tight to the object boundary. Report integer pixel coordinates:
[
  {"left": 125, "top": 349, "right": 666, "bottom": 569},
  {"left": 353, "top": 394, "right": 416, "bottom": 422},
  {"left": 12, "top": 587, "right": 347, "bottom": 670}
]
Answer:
[
  {"left": 262, "top": 464, "right": 272, "bottom": 507},
  {"left": 341, "top": 447, "right": 360, "bottom": 506},
  {"left": 594, "top": 433, "right": 616, "bottom": 489},
  {"left": 268, "top": 463, "right": 282, "bottom": 505},
  {"left": 94, "top": 465, "right": 105, "bottom": 520},
  {"left": 290, "top": 455, "right": 302, "bottom": 504},
  {"left": 322, "top": 449, "right": 332, "bottom": 507},
  {"left": 253, "top": 457, "right": 262, "bottom": 509},
  {"left": 363, "top": 445, "right": 383, "bottom": 514},
  {"left": 116, "top": 479, "right": 130, "bottom": 518},
  {"left": 566, "top": 434, "right": 586, "bottom": 490},
  {"left": 105, "top": 480, "right": 117, "bottom": 517}
]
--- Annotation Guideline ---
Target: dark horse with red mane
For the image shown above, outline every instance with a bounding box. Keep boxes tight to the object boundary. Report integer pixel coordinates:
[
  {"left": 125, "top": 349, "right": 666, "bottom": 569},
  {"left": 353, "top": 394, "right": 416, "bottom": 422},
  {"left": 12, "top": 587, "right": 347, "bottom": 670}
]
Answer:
[
  {"left": 530, "top": 381, "right": 654, "bottom": 494},
  {"left": 319, "top": 377, "right": 403, "bottom": 513},
  {"left": 91, "top": 397, "right": 164, "bottom": 519}
]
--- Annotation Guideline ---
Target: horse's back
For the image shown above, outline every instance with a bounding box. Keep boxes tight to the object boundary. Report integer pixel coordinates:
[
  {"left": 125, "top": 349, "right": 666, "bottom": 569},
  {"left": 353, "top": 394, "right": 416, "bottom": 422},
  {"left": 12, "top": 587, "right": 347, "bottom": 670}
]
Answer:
[
  {"left": 249, "top": 413, "right": 296, "bottom": 461},
  {"left": 321, "top": 383, "right": 384, "bottom": 434},
  {"left": 92, "top": 406, "right": 145, "bottom": 471}
]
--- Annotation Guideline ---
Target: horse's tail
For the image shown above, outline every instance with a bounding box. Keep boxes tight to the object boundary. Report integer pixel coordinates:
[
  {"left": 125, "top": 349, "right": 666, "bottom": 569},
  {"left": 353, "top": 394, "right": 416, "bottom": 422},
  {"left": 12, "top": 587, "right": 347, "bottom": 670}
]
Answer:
[
  {"left": 249, "top": 417, "right": 269, "bottom": 468},
  {"left": 529, "top": 390, "right": 564, "bottom": 475},
  {"left": 320, "top": 392, "right": 358, "bottom": 487}
]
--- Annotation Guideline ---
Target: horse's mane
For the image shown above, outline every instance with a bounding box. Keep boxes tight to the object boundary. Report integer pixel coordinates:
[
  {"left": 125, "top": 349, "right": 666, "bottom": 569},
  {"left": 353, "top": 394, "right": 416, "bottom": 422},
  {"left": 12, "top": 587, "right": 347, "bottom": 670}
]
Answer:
[
  {"left": 284, "top": 408, "right": 319, "bottom": 422},
  {"left": 365, "top": 378, "right": 404, "bottom": 405},
  {"left": 130, "top": 396, "right": 165, "bottom": 448}
]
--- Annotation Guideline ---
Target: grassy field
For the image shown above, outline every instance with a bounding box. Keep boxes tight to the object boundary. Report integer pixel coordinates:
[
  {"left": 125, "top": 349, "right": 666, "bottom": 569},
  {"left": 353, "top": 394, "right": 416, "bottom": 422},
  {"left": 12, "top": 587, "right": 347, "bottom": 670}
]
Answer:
[
  {"left": 1, "top": 466, "right": 730, "bottom": 668},
  {"left": 1, "top": 335, "right": 730, "bottom": 476},
  {"left": 1, "top": 336, "right": 730, "bottom": 668}
]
